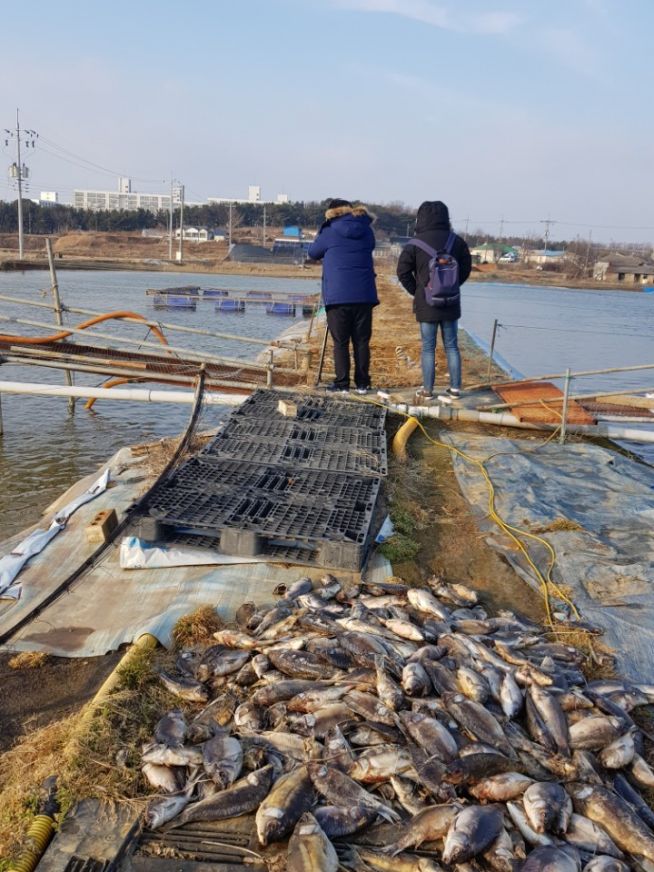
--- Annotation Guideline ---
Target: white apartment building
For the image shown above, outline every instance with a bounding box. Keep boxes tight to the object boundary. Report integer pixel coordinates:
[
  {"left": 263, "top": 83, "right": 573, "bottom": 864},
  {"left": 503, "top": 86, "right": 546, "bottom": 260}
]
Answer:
[
  {"left": 208, "top": 186, "right": 289, "bottom": 206},
  {"left": 74, "top": 177, "right": 172, "bottom": 212}
]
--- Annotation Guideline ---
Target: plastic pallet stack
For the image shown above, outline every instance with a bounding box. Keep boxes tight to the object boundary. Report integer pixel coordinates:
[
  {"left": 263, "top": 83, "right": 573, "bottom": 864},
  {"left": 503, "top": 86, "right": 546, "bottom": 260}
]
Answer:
[{"left": 144, "top": 390, "right": 387, "bottom": 570}]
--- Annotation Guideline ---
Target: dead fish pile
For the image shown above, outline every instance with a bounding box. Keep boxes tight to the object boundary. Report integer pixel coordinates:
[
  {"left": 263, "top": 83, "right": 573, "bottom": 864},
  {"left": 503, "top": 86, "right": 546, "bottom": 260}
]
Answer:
[{"left": 141, "top": 574, "right": 654, "bottom": 871}]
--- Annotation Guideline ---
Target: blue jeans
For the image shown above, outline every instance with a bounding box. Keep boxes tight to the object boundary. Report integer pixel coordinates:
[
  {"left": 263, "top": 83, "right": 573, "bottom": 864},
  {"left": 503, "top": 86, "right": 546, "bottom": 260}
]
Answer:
[{"left": 419, "top": 320, "right": 461, "bottom": 392}]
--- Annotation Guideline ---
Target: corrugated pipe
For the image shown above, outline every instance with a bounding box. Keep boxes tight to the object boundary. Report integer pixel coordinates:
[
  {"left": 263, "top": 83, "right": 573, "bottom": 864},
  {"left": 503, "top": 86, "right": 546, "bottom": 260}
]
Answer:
[
  {"left": 390, "top": 402, "right": 654, "bottom": 444},
  {"left": 7, "top": 816, "right": 55, "bottom": 872}
]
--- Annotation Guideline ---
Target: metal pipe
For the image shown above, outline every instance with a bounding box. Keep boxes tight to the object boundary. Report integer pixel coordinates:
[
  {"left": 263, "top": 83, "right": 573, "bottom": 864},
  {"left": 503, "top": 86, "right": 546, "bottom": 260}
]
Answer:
[
  {"left": 0, "top": 312, "right": 280, "bottom": 372},
  {"left": 0, "top": 380, "right": 250, "bottom": 406},
  {"left": 3, "top": 355, "right": 260, "bottom": 392},
  {"left": 0, "top": 292, "right": 309, "bottom": 349},
  {"left": 486, "top": 318, "right": 499, "bottom": 384},
  {"left": 46, "top": 238, "right": 75, "bottom": 412},
  {"left": 389, "top": 402, "right": 654, "bottom": 443},
  {"left": 559, "top": 367, "right": 571, "bottom": 444}
]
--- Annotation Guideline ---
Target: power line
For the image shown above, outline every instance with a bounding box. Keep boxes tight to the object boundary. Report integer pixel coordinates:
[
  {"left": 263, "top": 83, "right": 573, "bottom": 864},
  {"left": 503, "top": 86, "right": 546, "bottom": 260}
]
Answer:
[{"left": 38, "top": 134, "right": 165, "bottom": 184}]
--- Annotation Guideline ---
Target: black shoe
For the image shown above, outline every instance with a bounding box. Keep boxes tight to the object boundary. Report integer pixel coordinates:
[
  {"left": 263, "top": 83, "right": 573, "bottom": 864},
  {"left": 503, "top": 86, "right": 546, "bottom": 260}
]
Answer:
[
  {"left": 437, "top": 388, "right": 461, "bottom": 405},
  {"left": 354, "top": 386, "right": 370, "bottom": 395},
  {"left": 325, "top": 383, "right": 349, "bottom": 394}
]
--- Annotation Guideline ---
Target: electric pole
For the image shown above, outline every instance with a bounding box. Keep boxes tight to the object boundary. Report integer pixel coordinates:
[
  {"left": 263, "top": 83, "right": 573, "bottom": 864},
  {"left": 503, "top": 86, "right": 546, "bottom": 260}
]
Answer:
[
  {"left": 177, "top": 184, "right": 185, "bottom": 262},
  {"left": 540, "top": 218, "right": 555, "bottom": 256},
  {"left": 5, "top": 109, "right": 38, "bottom": 260},
  {"left": 262, "top": 203, "right": 267, "bottom": 247},
  {"left": 168, "top": 175, "right": 174, "bottom": 260}
]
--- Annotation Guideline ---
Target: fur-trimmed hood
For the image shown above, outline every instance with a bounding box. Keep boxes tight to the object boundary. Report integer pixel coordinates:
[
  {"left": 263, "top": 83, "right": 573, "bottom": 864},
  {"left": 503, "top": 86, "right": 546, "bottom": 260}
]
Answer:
[{"left": 324, "top": 203, "right": 370, "bottom": 221}]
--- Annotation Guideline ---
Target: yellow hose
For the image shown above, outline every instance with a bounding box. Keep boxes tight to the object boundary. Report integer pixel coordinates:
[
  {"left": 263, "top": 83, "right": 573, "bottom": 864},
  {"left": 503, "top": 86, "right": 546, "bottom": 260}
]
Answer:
[
  {"left": 392, "top": 416, "right": 419, "bottom": 461},
  {"left": 7, "top": 815, "right": 55, "bottom": 872}
]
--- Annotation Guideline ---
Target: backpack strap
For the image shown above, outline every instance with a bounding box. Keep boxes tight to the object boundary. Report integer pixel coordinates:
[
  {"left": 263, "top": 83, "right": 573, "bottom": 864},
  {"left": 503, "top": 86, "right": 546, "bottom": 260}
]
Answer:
[
  {"left": 406, "top": 239, "right": 438, "bottom": 258},
  {"left": 445, "top": 232, "right": 456, "bottom": 255}
]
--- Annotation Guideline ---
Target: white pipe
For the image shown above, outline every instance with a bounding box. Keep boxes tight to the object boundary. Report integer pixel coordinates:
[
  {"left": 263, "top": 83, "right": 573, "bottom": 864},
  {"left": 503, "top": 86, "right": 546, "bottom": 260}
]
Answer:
[
  {"left": 390, "top": 402, "right": 654, "bottom": 444},
  {"left": 0, "top": 380, "right": 249, "bottom": 406}
]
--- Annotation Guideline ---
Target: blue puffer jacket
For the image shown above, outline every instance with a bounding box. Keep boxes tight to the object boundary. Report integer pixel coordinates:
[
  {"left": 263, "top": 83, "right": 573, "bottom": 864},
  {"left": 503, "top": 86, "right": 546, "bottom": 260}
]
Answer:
[{"left": 308, "top": 206, "right": 379, "bottom": 307}]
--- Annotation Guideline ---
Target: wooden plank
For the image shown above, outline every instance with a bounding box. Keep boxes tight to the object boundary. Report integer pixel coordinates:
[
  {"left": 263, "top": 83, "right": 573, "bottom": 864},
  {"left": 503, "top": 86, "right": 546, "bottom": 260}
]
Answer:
[{"left": 492, "top": 380, "right": 596, "bottom": 424}]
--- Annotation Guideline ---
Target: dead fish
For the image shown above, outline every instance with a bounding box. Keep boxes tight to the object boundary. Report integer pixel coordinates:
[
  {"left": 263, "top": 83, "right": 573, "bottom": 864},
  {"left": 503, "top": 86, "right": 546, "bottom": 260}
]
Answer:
[
  {"left": 189, "top": 692, "right": 237, "bottom": 742},
  {"left": 374, "top": 656, "right": 405, "bottom": 711},
  {"left": 422, "top": 659, "right": 458, "bottom": 694},
  {"left": 442, "top": 804, "right": 504, "bottom": 865},
  {"left": 598, "top": 730, "right": 635, "bottom": 769},
  {"left": 506, "top": 802, "right": 555, "bottom": 848},
  {"left": 287, "top": 812, "right": 338, "bottom": 872},
  {"left": 521, "top": 846, "right": 580, "bottom": 872},
  {"left": 268, "top": 648, "right": 336, "bottom": 680},
  {"left": 141, "top": 762, "right": 181, "bottom": 794},
  {"left": 351, "top": 847, "right": 443, "bottom": 872},
  {"left": 154, "top": 709, "right": 187, "bottom": 747},
  {"left": 255, "top": 765, "right": 314, "bottom": 846},
  {"left": 582, "top": 859, "right": 630, "bottom": 872},
  {"left": 443, "top": 692, "right": 514, "bottom": 758},
  {"left": 313, "top": 804, "right": 376, "bottom": 838},
  {"left": 444, "top": 752, "right": 514, "bottom": 785},
  {"left": 144, "top": 769, "right": 200, "bottom": 830},
  {"left": 202, "top": 733, "right": 242, "bottom": 788},
  {"left": 172, "top": 764, "right": 274, "bottom": 827},
  {"left": 387, "top": 803, "right": 461, "bottom": 855},
  {"left": 254, "top": 603, "right": 293, "bottom": 637},
  {"left": 345, "top": 690, "right": 397, "bottom": 726},
  {"left": 158, "top": 670, "right": 208, "bottom": 702},
  {"left": 283, "top": 577, "right": 314, "bottom": 600},
  {"left": 399, "top": 711, "right": 458, "bottom": 762},
  {"left": 390, "top": 775, "right": 427, "bottom": 816},
  {"left": 234, "top": 700, "right": 265, "bottom": 732},
  {"left": 407, "top": 588, "right": 450, "bottom": 620},
  {"left": 287, "top": 685, "right": 349, "bottom": 713},
  {"left": 308, "top": 762, "right": 400, "bottom": 823},
  {"left": 235, "top": 600, "right": 256, "bottom": 628},
  {"left": 563, "top": 813, "right": 625, "bottom": 859},
  {"left": 523, "top": 782, "right": 572, "bottom": 835},
  {"left": 500, "top": 670, "right": 524, "bottom": 718},
  {"left": 324, "top": 726, "right": 353, "bottom": 772},
  {"left": 360, "top": 593, "right": 407, "bottom": 609},
  {"left": 196, "top": 646, "right": 251, "bottom": 680},
  {"left": 469, "top": 771, "right": 534, "bottom": 802},
  {"left": 349, "top": 724, "right": 397, "bottom": 746},
  {"left": 212, "top": 629, "right": 260, "bottom": 649},
  {"left": 569, "top": 716, "right": 621, "bottom": 751},
  {"left": 526, "top": 685, "right": 570, "bottom": 756},
  {"left": 141, "top": 741, "right": 203, "bottom": 768},
  {"left": 569, "top": 783, "right": 654, "bottom": 861},
  {"left": 144, "top": 793, "right": 193, "bottom": 830},
  {"left": 401, "top": 661, "right": 431, "bottom": 696},
  {"left": 251, "top": 653, "right": 270, "bottom": 678},
  {"left": 382, "top": 618, "right": 425, "bottom": 642},
  {"left": 252, "top": 679, "right": 320, "bottom": 706},
  {"left": 612, "top": 772, "right": 654, "bottom": 830},
  {"left": 288, "top": 703, "right": 352, "bottom": 738},
  {"left": 630, "top": 753, "right": 654, "bottom": 789},
  {"left": 483, "top": 827, "right": 524, "bottom": 872},
  {"left": 254, "top": 730, "right": 322, "bottom": 762},
  {"left": 348, "top": 744, "right": 414, "bottom": 783},
  {"left": 456, "top": 666, "right": 490, "bottom": 704}
]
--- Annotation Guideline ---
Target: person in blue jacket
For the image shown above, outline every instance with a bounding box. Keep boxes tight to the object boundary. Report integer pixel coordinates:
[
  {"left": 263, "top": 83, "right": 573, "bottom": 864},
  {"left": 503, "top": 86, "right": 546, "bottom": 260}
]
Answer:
[{"left": 308, "top": 198, "right": 378, "bottom": 393}]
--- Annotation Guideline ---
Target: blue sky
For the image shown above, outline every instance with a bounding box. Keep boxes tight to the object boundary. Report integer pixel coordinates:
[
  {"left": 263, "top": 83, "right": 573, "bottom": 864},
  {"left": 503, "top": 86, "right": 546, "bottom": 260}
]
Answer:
[{"left": 0, "top": 0, "right": 652, "bottom": 241}]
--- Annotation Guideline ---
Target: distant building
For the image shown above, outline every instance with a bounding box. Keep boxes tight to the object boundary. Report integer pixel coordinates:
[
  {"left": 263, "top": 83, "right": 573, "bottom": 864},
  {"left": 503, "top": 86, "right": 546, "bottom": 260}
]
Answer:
[
  {"left": 208, "top": 186, "right": 290, "bottom": 205},
  {"left": 470, "top": 243, "right": 518, "bottom": 264},
  {"left": 74, "top": 177, "right": 171, "bottom": 213},
  {"left": 32, "top": 191, "right": 59, "bottom": 207},
  {"left": 174, "top": 226, "right": 213, "bottom": 242},
  {"left": 593, "top": 253, "right": 654, "bottom": 285},
  {"left": 524, "top": 249, "right": 567, "bottom": 265}
]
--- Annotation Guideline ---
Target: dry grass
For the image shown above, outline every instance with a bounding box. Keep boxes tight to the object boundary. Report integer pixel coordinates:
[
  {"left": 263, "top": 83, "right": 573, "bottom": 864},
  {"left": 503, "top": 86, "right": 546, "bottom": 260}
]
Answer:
[
  {"left": 530, "top": 518, "right": 583, "bottom": 533},
  {"left": 0, "top": 646, "right": 183, "bottom": 866},
  {"left": 7, "top": 651, "right": 48, "bottom": 670},
  {"left": 171, "top": 605, "right": 224, "bottom": 650}
]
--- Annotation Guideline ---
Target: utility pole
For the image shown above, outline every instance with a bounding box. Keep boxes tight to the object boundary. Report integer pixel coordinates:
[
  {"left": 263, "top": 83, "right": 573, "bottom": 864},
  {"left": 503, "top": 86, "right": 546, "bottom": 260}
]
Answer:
[
  {"left": 5, "top": 109, "right": 38, "bottom": 260},
  {"left": 464, "top": 217, "right": 470, "bottom": 237},
  {"left": 262, "top": 203, "right": 267, "bottom": 247},
  {"left": 584, "top": 229, "right": 593, "bottom": 277},
  {"left": 168, "top": 176, "right": 174, "bottom": 260},
  {"left": 540, "top": 218, "right": 555, "bottom": 256},
  {"left": 177, "top": 184, "right": 185, "bottom": 262},
  {"left": 228, "top": 202, "right": 233, "bottom": 246}
]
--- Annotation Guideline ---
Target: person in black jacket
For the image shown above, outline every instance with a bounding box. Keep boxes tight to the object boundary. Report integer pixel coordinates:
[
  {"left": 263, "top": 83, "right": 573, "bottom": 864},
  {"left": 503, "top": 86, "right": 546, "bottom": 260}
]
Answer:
[{"left": 396, "top": 200, "right": 472, "bottom": 403}]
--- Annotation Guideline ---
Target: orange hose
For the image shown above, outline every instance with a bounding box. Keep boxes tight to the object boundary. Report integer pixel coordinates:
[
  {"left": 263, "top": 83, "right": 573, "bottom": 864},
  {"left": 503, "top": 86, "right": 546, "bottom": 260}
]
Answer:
[
  {"left": 0, "top": 311, "right": 169, "bottom": 346},
  {"left": 84, "top": 377, "right": 134, "bottom": 411}
]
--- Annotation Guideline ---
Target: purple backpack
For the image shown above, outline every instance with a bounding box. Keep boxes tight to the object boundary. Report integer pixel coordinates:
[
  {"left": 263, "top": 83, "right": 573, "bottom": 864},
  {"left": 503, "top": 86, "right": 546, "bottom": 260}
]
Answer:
[{"left": 406, "top": 233, "right": 460, "bottom": 307}]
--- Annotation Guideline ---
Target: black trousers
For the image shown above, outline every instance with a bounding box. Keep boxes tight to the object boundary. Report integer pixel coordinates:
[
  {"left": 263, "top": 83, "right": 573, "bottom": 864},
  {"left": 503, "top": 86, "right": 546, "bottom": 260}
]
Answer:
[{"left": 326, "top": 303, "right": 373, "bottom": 389}]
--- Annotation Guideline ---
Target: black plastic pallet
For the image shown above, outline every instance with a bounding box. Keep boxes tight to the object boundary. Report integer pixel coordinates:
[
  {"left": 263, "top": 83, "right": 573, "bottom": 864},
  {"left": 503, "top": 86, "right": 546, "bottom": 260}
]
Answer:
[
  {"left": 233, "top": 389, "right": 387, "bottom": 430},
  {"left": 203, "top": 432, "right": 386, "bottom": 476},
  {"left": 162, "top": 457, "right": 381, "bottom": 503},
  {"left": 221, "top": 416, "right": 386, "bottom": 451}
]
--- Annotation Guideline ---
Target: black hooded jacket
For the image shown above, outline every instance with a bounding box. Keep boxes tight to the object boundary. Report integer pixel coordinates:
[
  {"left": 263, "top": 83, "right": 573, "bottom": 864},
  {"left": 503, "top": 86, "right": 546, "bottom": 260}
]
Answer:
[{"left": 397, "top": 201, "right": 472, "bottom": 323}]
